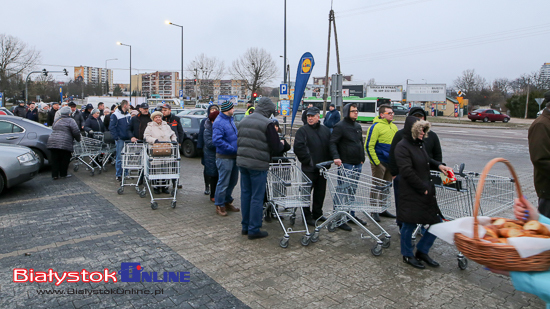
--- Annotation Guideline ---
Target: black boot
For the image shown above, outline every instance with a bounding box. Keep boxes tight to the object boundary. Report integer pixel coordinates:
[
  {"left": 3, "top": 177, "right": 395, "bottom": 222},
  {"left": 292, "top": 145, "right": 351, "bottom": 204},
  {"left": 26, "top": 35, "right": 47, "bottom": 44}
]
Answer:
[{"left": 415, "top": 251, "right": 440, "bottom": 267}]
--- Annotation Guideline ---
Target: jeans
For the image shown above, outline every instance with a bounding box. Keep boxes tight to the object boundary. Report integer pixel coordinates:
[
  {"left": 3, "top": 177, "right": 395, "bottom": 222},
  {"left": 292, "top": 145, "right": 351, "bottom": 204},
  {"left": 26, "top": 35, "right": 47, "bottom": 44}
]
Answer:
[
  {"left": 400, "top": 221, "right": 439, "bottom": 257},
  {"left": 340, "top": 163, "right": 362, "bottom": 217},
  {"left": 215, "top": 158, "right": 239, "bottom": 206},
  {"left": 115, "top": 139, "right": 125, "bottom": 177},
  {"left": 239, "top": 167, "right": 268, "bottom": 235}
]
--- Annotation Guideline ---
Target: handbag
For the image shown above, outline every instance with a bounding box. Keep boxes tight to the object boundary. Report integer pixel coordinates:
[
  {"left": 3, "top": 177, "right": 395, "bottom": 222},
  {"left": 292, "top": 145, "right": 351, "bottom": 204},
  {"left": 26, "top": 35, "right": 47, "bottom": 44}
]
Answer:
[{"left": 151, "top": 143, "right": 172, "bottom": 156}]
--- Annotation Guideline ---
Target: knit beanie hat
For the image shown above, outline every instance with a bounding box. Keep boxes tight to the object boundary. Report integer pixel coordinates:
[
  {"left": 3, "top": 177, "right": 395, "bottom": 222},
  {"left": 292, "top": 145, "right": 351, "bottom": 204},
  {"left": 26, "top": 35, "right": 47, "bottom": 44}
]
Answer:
[
  {"left": 92, "top": 109, "right": 100, "bottom": 115},
  {"left": 59, "top": 106, "right": 71, "bottom": 116},
  {"left": 220, "top": 100, "right": 234, "bottom": 112},
  {"left": 150, "top": 111, "right": 163, "bottom": 120},
  {"left": 208, "top": 110, "right": 220, "bottom": 122}
]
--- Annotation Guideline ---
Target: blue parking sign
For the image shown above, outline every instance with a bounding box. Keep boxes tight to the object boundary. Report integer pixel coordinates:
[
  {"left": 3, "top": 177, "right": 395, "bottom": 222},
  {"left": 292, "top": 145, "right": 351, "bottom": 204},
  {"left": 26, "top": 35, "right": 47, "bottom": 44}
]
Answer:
[
  {"left": 280, "top": 84, "right": 288, "bottom": 95},
  {"left": 0, "top": 92, "right": 3, "bottom": 107},
  {"left": 179, "top": 90, "right": 183, "bottom": 98}
]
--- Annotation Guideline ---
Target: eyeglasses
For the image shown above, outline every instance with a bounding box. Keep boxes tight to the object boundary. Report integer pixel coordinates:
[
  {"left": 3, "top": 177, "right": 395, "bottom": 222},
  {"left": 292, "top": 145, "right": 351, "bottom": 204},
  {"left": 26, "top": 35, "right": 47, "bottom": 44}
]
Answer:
[
  {"left": 383, "top": 112, "right": 395, "bottom": 115},
  {"left": 350, "top": 110, "right": 359, "bottom": 113}
]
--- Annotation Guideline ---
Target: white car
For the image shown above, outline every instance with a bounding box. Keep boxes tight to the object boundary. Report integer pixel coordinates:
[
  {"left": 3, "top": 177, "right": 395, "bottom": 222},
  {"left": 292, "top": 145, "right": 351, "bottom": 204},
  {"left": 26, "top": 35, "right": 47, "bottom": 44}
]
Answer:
[
  {"left": 195, "top": 103, "right": 210, "bottom": 109},
  {"left": 537, "top": 109, "right": 544, "bottom": 118}
]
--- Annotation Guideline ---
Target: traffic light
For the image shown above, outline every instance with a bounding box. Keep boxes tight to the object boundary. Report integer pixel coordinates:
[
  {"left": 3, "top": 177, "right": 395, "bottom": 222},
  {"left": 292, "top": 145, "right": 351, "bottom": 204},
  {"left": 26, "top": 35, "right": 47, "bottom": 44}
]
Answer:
[
  {"left": 42, "top": 69, "right": 48, "bottom": 76},
  {"left": 20, "top": 90, "right": 25, "bottom": 99},
  {"left": 63, "top": 68, "right": 68, "bottom": 76},
  {"left": 252, "top": 92, "right": 258, "bottom": 99},
  {"left": 193, "top": 79, "right": 197, "bottom": 85}
]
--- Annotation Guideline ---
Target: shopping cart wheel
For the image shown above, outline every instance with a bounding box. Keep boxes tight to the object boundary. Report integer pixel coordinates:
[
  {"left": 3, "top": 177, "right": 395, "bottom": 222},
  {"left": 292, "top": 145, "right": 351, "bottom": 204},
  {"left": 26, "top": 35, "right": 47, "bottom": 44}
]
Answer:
[
  {"left": 151, "top": 202, "right": 158, "bottom": 210},
  {"left": 279, "top": 237, "right": 289, "bottom": 248},
  {"left": 171, "top": 201, "right": 176, "bottom": 208},
  {"left": 458, "top": 258, "right": 468, "bottom": 270},
  {"left": 371, "top": 244, "right": 383, "bottom": 256},
  {"left": 327, "top": 221, "right": 337, "bottom": 232},
  {"left": 103, "top": 165, "right": 108, "bottom": 172},
  {"left": 382, "top": 236, "right": 391, "bottom": 248},
  {"left": 74, "top": 165, "right": 79, "bottom": 172},
  {"left": 289, "top": 215, "right": 296, "bottom": 226},
  {"left": 300, "top": 235, "right": 311, "bottom": 246},
  {"left": 97, "top": 168, "right": 102, "bottom": 175},
  {"left": 117, "top": 187, "right": 124, "bottom": 195},
  {"left": 311, "top": 231, "right": 320, "bottom": 243},
  {"left": 139, "top": 190, "right": 147, "bottom": 198},
  {"left": 90, "top": 171, "right": 95, "bottom": 176}
]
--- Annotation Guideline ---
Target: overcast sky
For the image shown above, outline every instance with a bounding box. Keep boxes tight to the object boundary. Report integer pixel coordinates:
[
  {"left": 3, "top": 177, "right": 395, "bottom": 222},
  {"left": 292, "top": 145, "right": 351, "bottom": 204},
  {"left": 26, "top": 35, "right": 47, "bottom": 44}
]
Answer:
[{"left": 3, "top": 0, "right": 549, "bottom": 88}]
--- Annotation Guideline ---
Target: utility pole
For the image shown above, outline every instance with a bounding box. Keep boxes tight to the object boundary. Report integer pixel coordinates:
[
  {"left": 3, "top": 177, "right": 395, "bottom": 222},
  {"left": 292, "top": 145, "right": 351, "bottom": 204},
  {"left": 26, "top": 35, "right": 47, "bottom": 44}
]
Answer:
[
  {"left": 524, "top": 79, "right": 530, "bottom": 119},
  {"left": 322, "top": 6, "right": 342, "bottom": 117}
]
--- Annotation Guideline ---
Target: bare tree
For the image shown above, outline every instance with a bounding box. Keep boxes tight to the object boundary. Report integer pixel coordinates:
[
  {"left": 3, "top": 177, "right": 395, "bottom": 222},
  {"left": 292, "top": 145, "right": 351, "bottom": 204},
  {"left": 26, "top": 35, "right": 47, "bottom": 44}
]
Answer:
[
  {"left": 492, "top": 78, "right": 510, "bottom": 97},
  {"left": 453, "top": 69, "right": 486, "bottom": 95},
  {"left": 367, "top": 78, "right": 376, "bottom": 86},
  {"left": 230, "top": 47, "right": 277, "bottom": 95},
  {"left": 186, "top": 53, "right": 225, "bottom": 80},
  {"left": 0, "top": 34, "right": 41, "bottom": 101}
]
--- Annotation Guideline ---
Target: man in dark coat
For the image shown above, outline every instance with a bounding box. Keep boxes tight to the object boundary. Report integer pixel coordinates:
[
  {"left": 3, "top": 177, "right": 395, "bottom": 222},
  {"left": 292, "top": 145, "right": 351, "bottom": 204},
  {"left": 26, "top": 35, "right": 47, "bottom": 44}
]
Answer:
[
  {"left": 128, "top": 103, "right": 151, "bottom": 142},
  {"left": 83, "top": 109, "right": 105, "bottom": 137},
  {"left": 389, "top": 106, "right": 443, "bottom": 228},
  {"left": 302, "top": 103, "right": 313, "bottom": 125},
  {"left": 294, "top": 107, "right": 332, "bottom": 226},
  {"left": 161, "top": 103, "right": 185, "bottom": 145},
  {"left": 528, "top": 94, "right": 550, "bottom": 217},
  {"left": 68, "top": 102, "right": 85, "bottom": 131},
  {"left": 394, "top": 116, "right": 451, "bottom": 269},
  {"left": 323, "top": 103, "right": 340, "bottom": 132},
  {"left": 25, "top": 103, "right": 38, "bottom": 122},
  {"left": 13, "top": 101, "right": 27, "bottom": 117},
  {"left": 329, "top": 102, "right": 367, "bottom": 231},
  {"left": 47, "top": 102, "right": 60, "bottom": 126},
  {"left": 82, "top": 104, "right": 94, "bottom": 121}
]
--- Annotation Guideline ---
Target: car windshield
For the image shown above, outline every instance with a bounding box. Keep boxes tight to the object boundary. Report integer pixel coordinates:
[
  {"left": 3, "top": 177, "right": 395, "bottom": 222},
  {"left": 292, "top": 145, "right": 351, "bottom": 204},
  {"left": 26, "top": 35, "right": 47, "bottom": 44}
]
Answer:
[{"left": 473, "top": 109, "right": 485, "bottom": 113}]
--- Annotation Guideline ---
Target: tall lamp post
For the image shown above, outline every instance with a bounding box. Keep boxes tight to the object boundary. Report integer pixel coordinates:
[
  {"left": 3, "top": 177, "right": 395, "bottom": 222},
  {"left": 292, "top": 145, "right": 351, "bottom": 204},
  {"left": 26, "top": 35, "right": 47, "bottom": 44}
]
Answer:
[
  {"left": 104, "top": 58, "right": 117, "bottom": 95},
  {"left": 166, "top": 20, "right": 184, "bottom": 104},
  {"left": 116, "top": 42, "right": 131, "bottom": 105}
]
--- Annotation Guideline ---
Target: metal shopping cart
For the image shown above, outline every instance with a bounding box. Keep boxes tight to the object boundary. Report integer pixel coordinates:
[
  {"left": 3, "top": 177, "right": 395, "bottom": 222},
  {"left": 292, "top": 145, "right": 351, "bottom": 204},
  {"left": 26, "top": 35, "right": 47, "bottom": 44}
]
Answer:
[
  {"left": 423, "top": 163, "right": 516, "bottom": 269},
  {"left": 72, "top": 136, "right": 104, "bottom": 176},
  {"left": 117, "top": 141, "right": 146, "bottom": 197},
  {"left": 265, "top": 158, "right": 313, "bottom": 248},
  {"left": 311, "top": 162, "right": 393, "bottom": 256},
  {"left": 144, "top": 142, "right": 180, "bottom": 210}
]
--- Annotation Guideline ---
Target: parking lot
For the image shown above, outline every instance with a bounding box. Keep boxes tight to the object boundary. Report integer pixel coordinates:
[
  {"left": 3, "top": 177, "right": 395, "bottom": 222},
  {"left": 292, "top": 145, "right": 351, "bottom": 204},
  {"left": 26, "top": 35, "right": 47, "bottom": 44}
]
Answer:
[{"left": 0, "top": 124, "right": 545, "bottom": 308}]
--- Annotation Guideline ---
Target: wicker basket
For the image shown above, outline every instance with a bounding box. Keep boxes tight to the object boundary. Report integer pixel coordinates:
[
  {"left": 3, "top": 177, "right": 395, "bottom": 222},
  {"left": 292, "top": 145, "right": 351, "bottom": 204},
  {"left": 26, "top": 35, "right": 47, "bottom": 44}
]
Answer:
[{"left": 453, "top": 158, "right": 550, "bottom": 271}]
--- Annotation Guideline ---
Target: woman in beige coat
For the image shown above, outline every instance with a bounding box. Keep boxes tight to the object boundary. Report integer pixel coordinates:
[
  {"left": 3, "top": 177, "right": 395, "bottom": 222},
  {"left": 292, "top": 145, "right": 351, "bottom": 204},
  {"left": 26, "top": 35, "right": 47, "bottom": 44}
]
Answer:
[
  {"left": 144, "top": 111, "right": 177, "bottom": 194},
  {"left": 144, "top": 111, "right": 177, "bottom": 143}
]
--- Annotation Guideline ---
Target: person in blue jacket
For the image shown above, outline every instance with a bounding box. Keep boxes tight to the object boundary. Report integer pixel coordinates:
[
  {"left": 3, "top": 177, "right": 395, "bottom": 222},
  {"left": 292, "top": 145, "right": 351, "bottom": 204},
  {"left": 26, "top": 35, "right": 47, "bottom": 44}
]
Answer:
[
  {"left": 109, "top": 100, "right": 131, "bottom": 181},
  {"left": 323, "top": 103, "right": 340, "bottom": 132},
  {"left": 212, "top": 100, "right": 240, "bottom": 216},
  {"left": 489, "top": 196, "right": 550, "bottom": 307}
]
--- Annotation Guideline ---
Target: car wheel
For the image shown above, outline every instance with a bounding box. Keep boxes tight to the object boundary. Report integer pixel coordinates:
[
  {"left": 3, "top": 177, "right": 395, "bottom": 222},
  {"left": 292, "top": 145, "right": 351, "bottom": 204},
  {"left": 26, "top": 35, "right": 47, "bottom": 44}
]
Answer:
[
  {"left": 483, "top": 117, "right": 489, "bottom": 123},
  {"left": 31, "top": 148, "right": 45, "bottom": 168},
  {"left": 0, "top": 172, "right": 4, "bottom": 194},
  {"left": 182, "top": 139, "right": 196, "bottom": 158},
  {"left": 503, "top": 118, "right": 509, "bottom": 123}
]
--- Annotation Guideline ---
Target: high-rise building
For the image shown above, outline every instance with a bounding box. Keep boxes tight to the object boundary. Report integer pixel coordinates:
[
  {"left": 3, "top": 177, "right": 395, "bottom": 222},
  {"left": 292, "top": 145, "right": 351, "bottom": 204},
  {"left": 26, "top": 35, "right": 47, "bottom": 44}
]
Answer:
[
  {"left": 140, "top": 72, "right": 180, "bottom": 99},
  {"left": 74, "top": 66, "right": 113, "bottom": 86},
  {"left": 540, "top": 63, "right": 550, "bottom": 80}
]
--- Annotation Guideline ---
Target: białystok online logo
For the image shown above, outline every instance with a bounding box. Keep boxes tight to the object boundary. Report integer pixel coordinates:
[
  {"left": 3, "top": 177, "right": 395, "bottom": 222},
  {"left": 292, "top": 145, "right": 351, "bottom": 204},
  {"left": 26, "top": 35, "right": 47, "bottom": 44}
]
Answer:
[{"left": 13, "top": 262, "right": 190, "bottom": 286}]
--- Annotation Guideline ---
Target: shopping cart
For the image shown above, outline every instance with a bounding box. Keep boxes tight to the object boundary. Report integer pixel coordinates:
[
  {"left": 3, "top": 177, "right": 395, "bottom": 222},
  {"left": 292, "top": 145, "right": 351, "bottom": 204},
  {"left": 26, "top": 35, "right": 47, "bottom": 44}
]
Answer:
[
  {"left": 311, "top": 162, "right": 393, "bottom": 256},
  {"left": 423, "top": 163, "right": 515, "bottom": 269},
  {"left": 265, "top": 158, "right": 312, "bottom": 248},
  {"left": 72, "top": 136, "right": 104, "bottom": 176},
  {"left": 117, "top": 141, "right": 146, "bottom": 197},
  {"left": 144, "top": 142, "right": 180, "bottom": 210}
]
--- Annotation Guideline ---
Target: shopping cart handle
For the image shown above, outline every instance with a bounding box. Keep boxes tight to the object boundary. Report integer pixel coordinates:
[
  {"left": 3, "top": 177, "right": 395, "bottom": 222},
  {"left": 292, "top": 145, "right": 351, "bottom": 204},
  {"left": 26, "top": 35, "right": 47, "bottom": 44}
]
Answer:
[
  {"left": 125, "top": 139, "right": 143, "bottom": 143},
  {"left": 458, "top": 163, "right": 466, "bottom": 177},
  {"left": 315, "top": 161, "right": 333, "bottom": 170},
  {"left": 271, "top": 156, "right": 295, "bottom": 162}
]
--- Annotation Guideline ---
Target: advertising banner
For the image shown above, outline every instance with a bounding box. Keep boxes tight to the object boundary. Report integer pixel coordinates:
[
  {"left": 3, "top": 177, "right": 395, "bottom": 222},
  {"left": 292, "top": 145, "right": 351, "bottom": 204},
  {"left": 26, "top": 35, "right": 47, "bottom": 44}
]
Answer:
[
  {"left": 280, "top": 100, "right": 290, "bottom": 117},
  {"left": 366, "top": 85, "right": 402, "bottom": 101},
  {"left": 291, "top": 52, "right": 315, "bottom": 126}
]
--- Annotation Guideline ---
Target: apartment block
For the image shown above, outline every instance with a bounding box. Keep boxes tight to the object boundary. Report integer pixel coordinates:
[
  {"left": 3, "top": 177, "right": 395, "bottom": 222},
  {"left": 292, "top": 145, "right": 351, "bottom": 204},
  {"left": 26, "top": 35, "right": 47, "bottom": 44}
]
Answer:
[{"left": 74, "top": 66, "right": 113, "bottom": 86}]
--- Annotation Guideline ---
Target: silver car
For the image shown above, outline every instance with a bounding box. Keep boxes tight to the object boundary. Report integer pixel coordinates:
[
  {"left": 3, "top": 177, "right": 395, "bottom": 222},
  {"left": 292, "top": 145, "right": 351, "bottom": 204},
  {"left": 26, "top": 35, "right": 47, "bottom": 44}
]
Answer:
[
  {"left": 0, "top": 115, "right": 52, "bottom": 168},
  {"left": 0, "top": 143, "right": 41, "bottom": 194}
]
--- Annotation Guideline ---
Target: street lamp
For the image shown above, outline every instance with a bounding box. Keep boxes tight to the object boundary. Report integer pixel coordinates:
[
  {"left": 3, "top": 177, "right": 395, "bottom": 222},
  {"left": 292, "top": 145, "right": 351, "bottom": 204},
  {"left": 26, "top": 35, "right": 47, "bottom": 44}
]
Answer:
[
  {"left": 166, "top": 20, "right": 184, "bottom": 103},
  {"left": 104, "top": 58, "right": 117, "bottom": 95},
  {"left": 117, "top": 42, "right": 132, "bottom": 105}
]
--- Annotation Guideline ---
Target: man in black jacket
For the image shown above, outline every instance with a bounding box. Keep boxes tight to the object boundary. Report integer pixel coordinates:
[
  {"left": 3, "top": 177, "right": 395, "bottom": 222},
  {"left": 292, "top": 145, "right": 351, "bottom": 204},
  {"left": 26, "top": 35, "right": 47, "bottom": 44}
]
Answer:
[
  {"left": 301, "top": 102, "right": 313, "bottom": 125},
  {"left": 329, "top": 102, "right": 368, "bottom": 231},
  {"left": 47, "top": 102, "right": 60, "bottom": 126},
  {"left": 161, "top": 103, "right": 185, "bottom": 145},
  {"left": 68, "top": 102, "right": 85, "bottom": 131},
  {"left": 82, "top": 104, "right": 94, "bottom": 121},
  {"left": 128, "top": 103, "right": 151, "bottom": 142},
  {"left": 388, "top": 106, "right": 442, "bottom": 229},
  {"left": 13, "top": 102, "right": 27, "bottom": 117},
  {"left": 294, "top": 107, "right": 332, "bottom": 226}
]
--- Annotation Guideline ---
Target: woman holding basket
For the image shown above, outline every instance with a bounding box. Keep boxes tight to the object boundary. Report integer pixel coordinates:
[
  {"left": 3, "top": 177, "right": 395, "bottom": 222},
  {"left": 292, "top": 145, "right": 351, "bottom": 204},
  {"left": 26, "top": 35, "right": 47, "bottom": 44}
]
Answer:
[
  {"left": 394, "top": 116, "right": 452, "bottom": 269},
  {"left": 144, "top": 111, "right": 177, "bottom": 194}
]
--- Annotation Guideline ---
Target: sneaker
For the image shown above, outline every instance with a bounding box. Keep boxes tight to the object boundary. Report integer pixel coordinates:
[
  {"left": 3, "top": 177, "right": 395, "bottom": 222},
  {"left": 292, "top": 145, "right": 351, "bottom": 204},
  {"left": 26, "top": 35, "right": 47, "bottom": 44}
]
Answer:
[
  {"left": 248, "top": 230, "right": 268, "bottom": 240},
  {"left": 225, "top": 202, "right": 240, "bottom": 212},
  {"left": 116, "top": 176, "right": 122, "bottom": 182},
  {"left": 338, "top": 223, "right": 352, "bottom": 231},
  {"left": 216, "top": 206, "right": 227, "bottom": 216},
  {"left": 204, "top": 186, "right": 210, "bottom": 195}
]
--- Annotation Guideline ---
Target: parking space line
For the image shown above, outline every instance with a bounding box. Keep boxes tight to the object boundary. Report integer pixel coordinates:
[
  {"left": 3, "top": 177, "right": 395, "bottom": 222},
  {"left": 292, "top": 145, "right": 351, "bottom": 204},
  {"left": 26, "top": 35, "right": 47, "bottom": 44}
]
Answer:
[
  {"left": 0, "top": 230, "right": 123, "bottom": 260},
  {"left": 0, "top": 191, "right": 93, "bottom": 206}
]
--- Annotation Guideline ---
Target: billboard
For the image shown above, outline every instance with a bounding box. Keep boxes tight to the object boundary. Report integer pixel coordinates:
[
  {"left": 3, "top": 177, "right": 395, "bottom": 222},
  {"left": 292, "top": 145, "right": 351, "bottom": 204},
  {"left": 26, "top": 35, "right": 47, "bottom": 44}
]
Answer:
[
  {"left": 74, "top": 67, "right": 84, "bottom": 80},
  {"left": 344, "top": 84, "right": 365, "bottom": 98},
  {"left": 366, "top": 85, "right": 403, "bottom": 101},
  {"left": 406, "top": 84, "right": 446, "bottom": 102},
  {"left": 218, "top": 95, "right": 237, "bottom": 105}
]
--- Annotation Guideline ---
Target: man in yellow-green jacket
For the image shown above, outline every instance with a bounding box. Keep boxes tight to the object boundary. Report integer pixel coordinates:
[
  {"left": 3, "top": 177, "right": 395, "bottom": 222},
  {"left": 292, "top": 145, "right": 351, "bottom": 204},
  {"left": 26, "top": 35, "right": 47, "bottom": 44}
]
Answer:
[{"left": 365, "top": 104, "right": 398, "bottom": 221}]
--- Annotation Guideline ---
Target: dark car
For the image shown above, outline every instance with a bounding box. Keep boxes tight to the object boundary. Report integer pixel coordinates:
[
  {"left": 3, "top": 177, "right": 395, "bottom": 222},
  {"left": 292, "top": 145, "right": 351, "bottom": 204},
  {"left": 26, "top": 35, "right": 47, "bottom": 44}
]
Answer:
[
  {"left": 0, "top": 115, "right": 52, "bottom": 167},
  {"left": 468, "top": 109, "right": 510, "bottom": 123},
  {"left": 392, "top": 105, "right": 409, "bottom": 115},
  {"left": 177, "top": 115, "right": 205, "bottom": 158}
]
